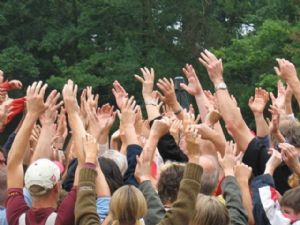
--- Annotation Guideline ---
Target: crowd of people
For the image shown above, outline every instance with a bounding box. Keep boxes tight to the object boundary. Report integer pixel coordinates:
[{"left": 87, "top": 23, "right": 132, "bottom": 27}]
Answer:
[{"left": 0, "top": 49, "right": 299, "bottom": 225}]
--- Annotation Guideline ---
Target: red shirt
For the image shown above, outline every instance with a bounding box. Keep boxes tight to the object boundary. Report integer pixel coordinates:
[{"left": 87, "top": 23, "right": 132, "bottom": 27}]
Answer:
[{"left": 6, "top": 187, "right": 77, "bottom": 225}]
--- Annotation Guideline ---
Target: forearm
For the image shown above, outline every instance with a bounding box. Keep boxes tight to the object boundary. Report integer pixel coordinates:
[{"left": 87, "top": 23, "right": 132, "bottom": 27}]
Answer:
[
  {"left": 271, "top": 130, "right": 285, "bottom": 144},
  {"left": 7, "top": 114, "right": 37, "bottom": 167},
  {"left": 254, "top": 113, "right": 269, "bottom": 138},
  {"left": 285, "top": 93, "right": 293, "bottom": 115},
  {"left": 195, "top": 93, "right": 209, "bottom": 122},
  {"left": 124, "top": 125, "right": 139, "bottom": 145},
  {"left": 95, "top": 166, "right": 111, "bottom": 197},
  {"left": 142, "top": 133, "right": 159, "bottom": 162},
  {"left": 31, "top": 124, "right": 55, "bottom": 162},
  {"left": 237, "top": 180, "right": 255, "bottom": 225},
  {"left": 287, "top": 78, "right": 300, "bottom": 108},
  {"left": 215, "top": 89, "right": 253, "bottom": 151},
  {"left": 144, "top": 101, "right": 161, "bottom": 121}
]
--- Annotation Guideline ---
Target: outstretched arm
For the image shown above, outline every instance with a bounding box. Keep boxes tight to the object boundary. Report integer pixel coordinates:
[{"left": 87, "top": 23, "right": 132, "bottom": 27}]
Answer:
[
  {"left": 7, "top": 81, "right": 49, "bottom": 189},
  {"left": 199, "top": 50, "right": 254, "bottom": 152}
]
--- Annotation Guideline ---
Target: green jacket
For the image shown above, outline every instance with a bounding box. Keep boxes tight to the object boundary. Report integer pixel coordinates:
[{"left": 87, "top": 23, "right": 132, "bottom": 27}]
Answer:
[{"left": 75, "top": 163, "right": 202, "bottom": 225}]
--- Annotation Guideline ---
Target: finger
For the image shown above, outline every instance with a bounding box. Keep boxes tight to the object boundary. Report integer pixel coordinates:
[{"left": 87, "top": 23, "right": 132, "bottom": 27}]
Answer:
[
  {"left": 39, "top": 83, "right": 48, "bottom": 97},
  {"left": 134, "top": 75, "right": 144, "bottom": 83},
  {"left": 198, "top": 57, "right": 208, "bottom": 68},
  {"left": 35, "top": 81, "right": 43, "bottom": 95}
]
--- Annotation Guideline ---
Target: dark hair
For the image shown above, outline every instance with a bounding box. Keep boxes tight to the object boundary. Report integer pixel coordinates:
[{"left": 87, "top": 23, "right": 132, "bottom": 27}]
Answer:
[
  {"left": 157, "top": 163, "right": 185, "bottom": 205},
  {"left": 280, "top": 186, "right": 300, "bottom": 213},
  {"left": 99, "top": 157, "right": 124, "bottom": 194}
]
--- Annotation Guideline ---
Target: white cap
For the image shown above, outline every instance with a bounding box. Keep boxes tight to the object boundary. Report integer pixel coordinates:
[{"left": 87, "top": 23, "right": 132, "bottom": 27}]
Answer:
[{"left": 24, "top": 158, "right": 60, "bottom": 196}]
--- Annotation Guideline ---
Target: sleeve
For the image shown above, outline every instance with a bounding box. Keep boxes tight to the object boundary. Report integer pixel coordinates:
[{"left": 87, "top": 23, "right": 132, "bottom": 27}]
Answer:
[
  {"left": 75, "top": 167, "right": 100, "bottom": 225},
  {"left": 257, "top": 135, "right": 270, "bottom": 149},
  {"left": 22, "top": 188, "right": 32, "bottom": 207},
  {"left": 157, "top": 134, "right": 188, "bottom": 163},
  {"left": 0, "top": 81, "right": 12, "bottom": 92},
  {"left": 251, "top": 174, "right": 295, "bottom": 225},
  {"left": 5, "top": 97, "right": 26, "bottom": 126},
  {"left": 57, "top": 186, "right": 77, "bottom": 225},
  {"left": 6, "top": 188, "right": 29, "bottom": 225},
  {"left": 221, "top": 176, "right": 248, "bottom": 225},
  {"left": 96, "top": 197, "right": 110, "bottom": 224},
  {"left": 123, "top": 144, "right": 142, "bottom": 186},
  {"left": 242, "top": 137, "right": 270, "bottom": 176},
  {"left": 2, "top": 132, "right": 16, "bottom": 158},
  {"left": 139, "top": 180, "right": 166, "bottom": 225},
  {"left": 157, "top": 163, "right": 202, "bottom": 225}
]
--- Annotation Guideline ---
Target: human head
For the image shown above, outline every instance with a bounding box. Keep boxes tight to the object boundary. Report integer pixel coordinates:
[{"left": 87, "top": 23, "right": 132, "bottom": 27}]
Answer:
[
  {"left": 24, "top": 158, "right": 60, "bottom": 197},
  {"left": 280, "top": 186, "right": 300, "bottom": 220},
  {"left": 190, "top": 194, "right": 230, "bottom": 225},
  {"left": 157, "top": 161, "right": 185, "bottom": 205},
  {"left": 198, "top": 155, "right": 220, "bottom": 195},
  {"left": 110, "top": 185, "right": 147, "bottom": 225},
  {"left": 101, "top": 149, "right": 128, "bottom": 176},
  {"left": 98, "top": 157, "right": 124, "bottom": 194}
]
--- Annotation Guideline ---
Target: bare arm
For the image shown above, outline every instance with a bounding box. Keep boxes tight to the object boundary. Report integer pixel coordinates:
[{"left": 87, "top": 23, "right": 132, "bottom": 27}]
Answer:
[
  {"left": 274, "top": 59, "right": 300, "bottom": 109},
  {"left": 234, "top": 163, "right": 255, "bottom": 225},
  {"left": 199, "top": 50, "right": 254, "bottom": 152},
  {"left": 7, "top": 81, "right": 49, "bottom": 189},
  {"left": 248, "top": 88, "right": 270, "bottom": 138}
]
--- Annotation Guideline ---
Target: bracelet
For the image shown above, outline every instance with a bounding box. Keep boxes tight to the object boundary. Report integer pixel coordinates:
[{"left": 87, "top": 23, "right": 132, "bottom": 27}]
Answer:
[{"left": 174, "top": 107, "right": 182, "bottom": 115}]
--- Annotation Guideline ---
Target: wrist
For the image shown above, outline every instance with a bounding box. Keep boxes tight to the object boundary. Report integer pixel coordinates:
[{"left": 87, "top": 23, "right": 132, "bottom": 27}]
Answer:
[
  {"left": 212, "top": 78, "right": 224, "bottom": 86},
  {"left": 139, "top": 176, "right": 151, "bottom": 183},
  {"left": 253, "top": 112, "right": 264, "bottom": 117},
  {"left": 85, "top": 155, "right": 97, "bottom": 164},
  {"left": 188, "top": 155, "right": 200, "bottom": 164},
  {"left": 224, "top": 168, "right": 235, "bottom": 177}
]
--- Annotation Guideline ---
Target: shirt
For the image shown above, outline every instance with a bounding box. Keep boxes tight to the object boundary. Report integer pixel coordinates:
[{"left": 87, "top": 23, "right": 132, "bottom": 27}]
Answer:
[{"left": 6, "top": 187, "right": 77, "bottom": 225}]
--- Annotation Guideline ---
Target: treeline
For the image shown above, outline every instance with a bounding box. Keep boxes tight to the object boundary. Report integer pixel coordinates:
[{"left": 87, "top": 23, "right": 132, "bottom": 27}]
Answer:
[{"left": 0, "top": 0, "right": 299, "bottom": 126}]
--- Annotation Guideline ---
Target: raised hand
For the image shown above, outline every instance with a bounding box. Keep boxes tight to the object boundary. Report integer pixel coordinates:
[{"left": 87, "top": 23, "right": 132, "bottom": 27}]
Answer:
[
  {"left": 248, "top": 87, "right": 269, "bottom": 115},
  {"left": 156, "top": 78, "right": 178, "bottom": 108},
  {"left": 181, "top": 64, "right": 203, "bottom": 96},
  {"left": 86, "top": 86, "right": 99, "bottom": 110},
  {"left": 217, "top": 141, "right": 237, "bottom": 176},
  {"left": 234, "top": 162, "right": 252, "bottom": 183},
  {"left": 279, "top": 143, "right": 300, "bottom": 174},
  {"left": 112, "top": 80, "right": 128, "bottom": 109},
  {"left": 150, "top": 116, "right": 171, "bottom": 139},
  {"left": 170, "top": 119, "right": 182, "bottom": 143},
  {"left": 184, "top": 125, "right": 202, "bottom": 160},
  {"left": 268, "top": 104, "right": 280, "bottom": 134},
  {"left": 26, "top": 81, "right": 49, "bottom": 117},
  {"left": 265, "top": 148, "right": 282, "bottom": 176},
  {"left": 83, "top": 133, "right": 98, "bottom": 164},
  {"left": 39, "top": 90, "right": 63, "bottom": 126},
  {"left": 9, "top": 80, "right": 22, "bottom": 89},
  {"left": 199, "top": 49, "right": 223, "bottom": 84},
  {"left": 274, "top": 58, "right": 298, "bottom": 82},
  {"left": 62, "top": 80, "right": 79, "bottom": 114},
  {"left": 120, "top": 96, "right": 136, "bottom": 126},
  {"left": 134, "top": 150, "right": 152, "bottom": 184},
  {"left": 134, "top": 67, "right": 155, "bottom": 100}
]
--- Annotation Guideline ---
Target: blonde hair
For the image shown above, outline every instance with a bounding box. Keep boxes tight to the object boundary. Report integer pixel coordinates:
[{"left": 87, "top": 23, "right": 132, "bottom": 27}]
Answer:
[
  {"left": 110, "top": 185, "right": 147, "bottom": 225},
  {"left": 190, "top": 194, "right": 230, "bottom": 225}
]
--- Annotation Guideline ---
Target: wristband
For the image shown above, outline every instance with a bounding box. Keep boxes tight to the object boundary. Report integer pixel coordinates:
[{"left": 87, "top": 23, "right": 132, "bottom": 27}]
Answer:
[{"left": 214, "top": 82, "right": 227, "bottom": 92}]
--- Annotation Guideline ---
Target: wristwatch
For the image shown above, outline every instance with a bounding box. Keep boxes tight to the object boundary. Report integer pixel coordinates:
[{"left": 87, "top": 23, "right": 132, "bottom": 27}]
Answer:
[{"left": 214, "top": 82, "right": 227, "bottom": 92}]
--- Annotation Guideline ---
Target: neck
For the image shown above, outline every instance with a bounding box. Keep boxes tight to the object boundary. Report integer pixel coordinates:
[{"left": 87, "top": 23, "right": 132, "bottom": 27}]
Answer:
[{"left": 32, "top": 194, "right": 57, "bottom": 209}]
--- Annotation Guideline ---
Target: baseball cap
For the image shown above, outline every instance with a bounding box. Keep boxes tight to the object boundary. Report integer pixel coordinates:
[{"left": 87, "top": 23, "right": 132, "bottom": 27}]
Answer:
[{"left": 24, "top": 158, "right": 60, "bottom": 196}]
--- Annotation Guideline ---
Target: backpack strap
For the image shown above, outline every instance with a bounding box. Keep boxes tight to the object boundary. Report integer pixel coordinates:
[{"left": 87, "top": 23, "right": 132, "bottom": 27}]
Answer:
[
  {"left": 45, "top": 212, "right": 58, "bottom": 225},
  {"left": 18, "top": 213, "right": 26, "bottom": 225}
]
